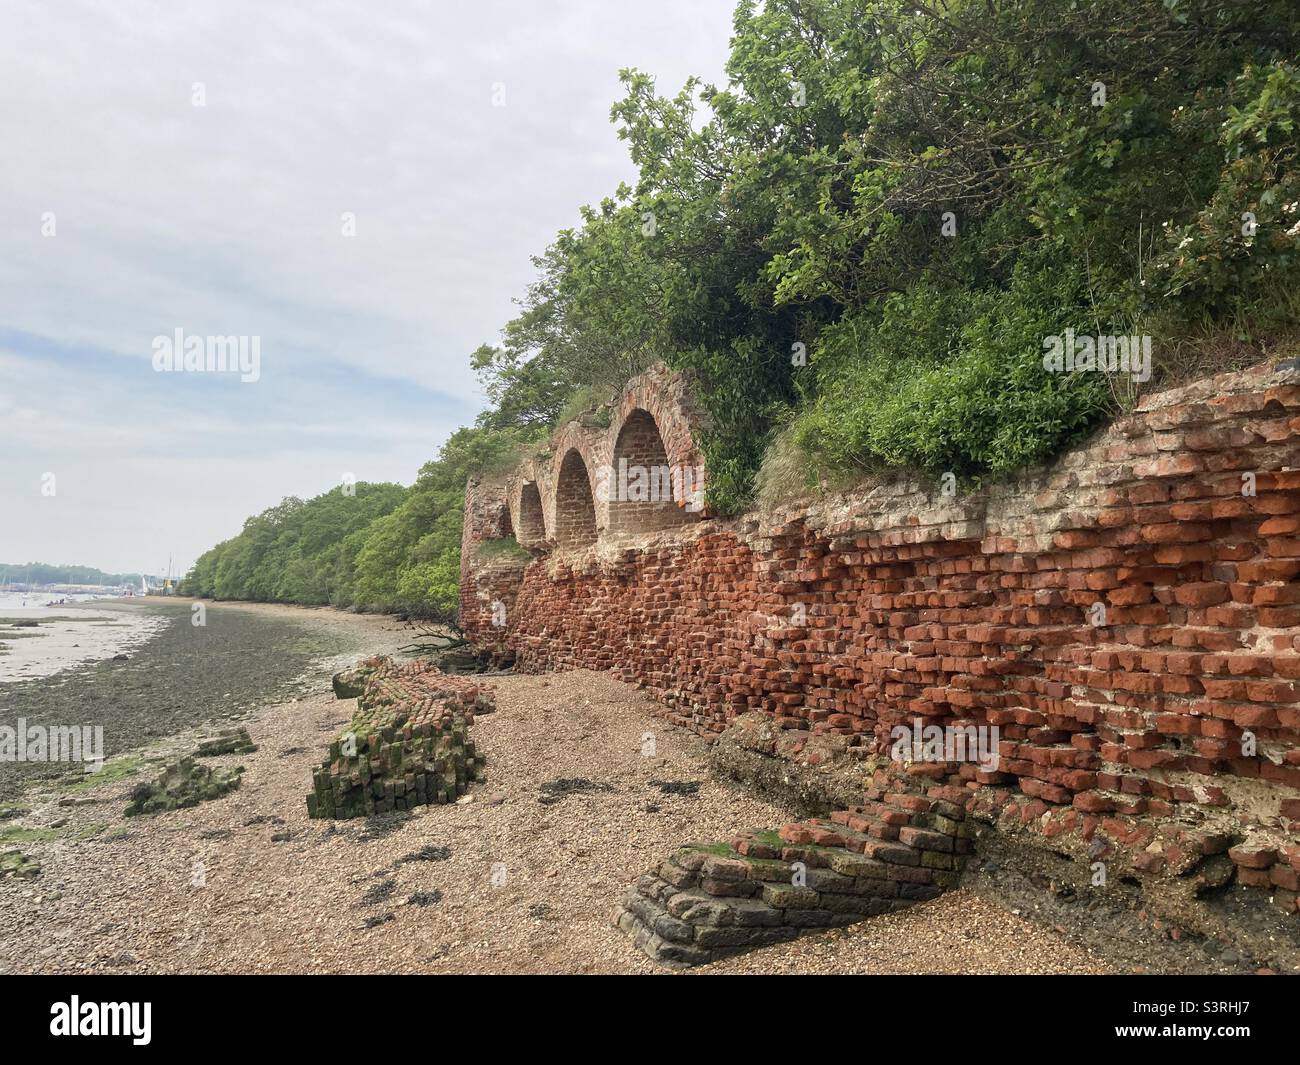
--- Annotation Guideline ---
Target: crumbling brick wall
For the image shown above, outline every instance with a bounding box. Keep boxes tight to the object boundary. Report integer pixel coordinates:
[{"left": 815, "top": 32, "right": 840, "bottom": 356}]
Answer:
[{"left": 461, "top": 361, "right": 1300, "bottom": 918}]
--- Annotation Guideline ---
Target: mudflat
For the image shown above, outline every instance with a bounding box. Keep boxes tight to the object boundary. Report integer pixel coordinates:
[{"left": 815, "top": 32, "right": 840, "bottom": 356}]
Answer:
[
  {"left": 0, "top": 602, "right": 166, "bottom": 682},
  {"left": 0, "top": 600, "right": 384, "bottom": 800}
]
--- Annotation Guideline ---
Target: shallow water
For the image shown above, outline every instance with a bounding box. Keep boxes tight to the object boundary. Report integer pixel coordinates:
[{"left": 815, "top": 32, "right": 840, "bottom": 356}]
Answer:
[
  {"left": 0, "top": 591, "right": 124, "bottom": 610},
  {"left": 0, "top": 600, "right": 166, "bottom": 683}
]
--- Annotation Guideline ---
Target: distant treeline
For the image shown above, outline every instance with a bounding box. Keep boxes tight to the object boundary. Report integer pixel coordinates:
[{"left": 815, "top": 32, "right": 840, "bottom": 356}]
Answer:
[
  {"left": 1, "top": 563, "right": 152, "bottom": 587},
  {"left": 179, "top": 426, "right": 535, "bottom": 615}
]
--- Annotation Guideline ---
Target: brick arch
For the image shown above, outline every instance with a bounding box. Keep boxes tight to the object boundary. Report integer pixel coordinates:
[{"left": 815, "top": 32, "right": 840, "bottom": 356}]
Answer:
[
  {"left": 610, "top": 366, "right": 706, "bottom": 484},
  {"left": 507, "top": 454, "right": 548, "bottom": 546},
  {"left": 607, "top": 407, "right": 700, "bottom": 535},
  {"left": 545, "top": 419, "right": 611, "bottom": 537},
  {"left": 554, "top": 448, "right": 598, "bottom": 549},
  {"left": 496, "top": 364, "right": 710, "bottom": 555},
  {"left": 515, "top": 481, "right": 546, "bottom": 544}
]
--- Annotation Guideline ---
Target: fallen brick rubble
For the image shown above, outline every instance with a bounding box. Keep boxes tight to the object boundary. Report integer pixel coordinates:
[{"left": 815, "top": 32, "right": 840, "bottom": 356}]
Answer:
[
  {"left": 125, "top": 756, "right": 243, "bottom": 817},
  {"left": 459, "top": 361, "right": 1300, "bottom": 965},
  {"left": 307, "top": 656, "right": 494, "bottom": 819},
  {"left": 616, "top": 782, "right": 973, "bottom": 966}
]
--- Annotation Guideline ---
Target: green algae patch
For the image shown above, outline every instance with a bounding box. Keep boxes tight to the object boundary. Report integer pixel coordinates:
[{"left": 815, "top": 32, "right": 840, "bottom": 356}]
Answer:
[{"left": 0, "top": 848, "right": 41, "bottom": 879}]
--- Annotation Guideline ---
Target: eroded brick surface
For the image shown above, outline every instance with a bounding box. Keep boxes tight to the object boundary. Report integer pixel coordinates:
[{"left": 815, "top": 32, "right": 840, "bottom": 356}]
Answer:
[{"left": 462, "top": 361, "right": 1300, "bottom": 961}]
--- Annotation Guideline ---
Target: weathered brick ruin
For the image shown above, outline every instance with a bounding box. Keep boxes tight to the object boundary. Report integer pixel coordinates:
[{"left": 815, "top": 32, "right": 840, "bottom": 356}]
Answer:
[
  {"left": 461, "top": 359, "right": 1300, "bottom": 965},
  {"left": 306, "top": 656, "right": 493, "bottom": 819}
]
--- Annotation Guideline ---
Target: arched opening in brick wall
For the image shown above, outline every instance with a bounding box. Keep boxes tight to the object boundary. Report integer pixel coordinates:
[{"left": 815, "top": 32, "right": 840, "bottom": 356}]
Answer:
[
  {"left": 608, "top": 408, "right": 697, "bottom": 535},
  {"left": 555, "top": 449, "right": 598, "bottom": 549},
  {"left": 517, "top": 482, "right": 545, "bottom": 543}
]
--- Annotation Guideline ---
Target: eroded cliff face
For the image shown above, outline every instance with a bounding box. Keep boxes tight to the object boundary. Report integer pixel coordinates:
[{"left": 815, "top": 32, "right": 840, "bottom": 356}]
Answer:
[{"left": 460, "top": 361, "right": 1300, "bottom": 961}]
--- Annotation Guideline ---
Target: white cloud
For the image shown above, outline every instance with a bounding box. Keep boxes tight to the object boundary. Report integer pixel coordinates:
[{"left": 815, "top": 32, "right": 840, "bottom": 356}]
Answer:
[{"left": 0, "top": 0, "right": 734, "bottom": 573}]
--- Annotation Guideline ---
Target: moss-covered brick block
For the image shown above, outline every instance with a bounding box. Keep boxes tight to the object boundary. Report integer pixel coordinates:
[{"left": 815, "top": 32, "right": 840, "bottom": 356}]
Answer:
[
  {"left": 805, "top": 867, "right": 857, "bottom": 892},
  {"left": 0, "top": 848, "right": 41, "bottom": 880},
  {"left": 699, "top": 876, "right": 757, "bottom": 897},
  {"left": 659, "top": 862, "right": 697, "bottom": 889},
  {"left": 745, "top": 857, "right": 801, "bottom": 882},
  {"left": 929, "top": 813, "right": 969, "bottom": 836},
  {"left": 783, "top": 908, "right": 845, "bottom": 928},
  {"left": 700, "top": 855, "right": 749, "bottom": 882},
  {"left": 853, "top": 877, "right": 900, "bottom": 898},
  {"left": 760, "top": 883, "right": 821, "bottom": 909},
  {"left": 306, "top": 656, "right": 495, "bottom": 819},
  {"left": 695, "top": 926, "right": 766, "bottom": 949},
  {"left": 667, "top": 892, "right": 734, "bottom": 926},
  {"left": 830, "top": 852, "right": 890, "bottom": 879},
  {"left": 124, "top": 757, "right": 242, "bottom": 817},
  {"left": 194, "top": 727, "right": 257, "bottom": 757},
  {"left": 728, "top": 898, "right": 786, "bottom": 927},
  {"left": 652, "top": 912, "right": 695, "bottom": 944},
  {"left": 617, "top": 809, "right": 976, "bottom": 966}
]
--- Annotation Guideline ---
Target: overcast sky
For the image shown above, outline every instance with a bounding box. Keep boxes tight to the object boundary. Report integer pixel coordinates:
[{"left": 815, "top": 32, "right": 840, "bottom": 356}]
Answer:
[{"left": 0, "top": 0, "right": 734, "bottom": 577}]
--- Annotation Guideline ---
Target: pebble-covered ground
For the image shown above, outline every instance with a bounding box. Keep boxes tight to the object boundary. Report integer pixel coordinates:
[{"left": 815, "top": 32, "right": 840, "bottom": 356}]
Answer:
[
  {"left": 0, "top": 603, "right": 1112, "bottom": 974},
  {"left": 696, "top": 891, "right": 1109, "bottom": 975}
]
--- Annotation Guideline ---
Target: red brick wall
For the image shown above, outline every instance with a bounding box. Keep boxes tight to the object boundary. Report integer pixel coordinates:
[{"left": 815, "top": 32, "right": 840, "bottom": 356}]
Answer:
[
  {"left": 555, "top": 449, "right": 598, "bottom": 549},
  {"left": 462, "top": 362, "right": 1300, "bottom": 887},
  {"left": 459, "top": 476, "right": 520, "bottom": 635}
]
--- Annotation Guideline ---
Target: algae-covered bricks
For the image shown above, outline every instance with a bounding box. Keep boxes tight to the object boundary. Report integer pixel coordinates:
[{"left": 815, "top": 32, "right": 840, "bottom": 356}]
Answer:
[
  {"left": 615, "top": 784, "right": 973, "bottom": 966},
  {"left": 124, "top": 756, "right": 244, "bottom": 817},
  {"left": 307, "top": 656, "right": 494, "bottom": 819},
  {"left": 0, "top": 849, "right": 41, "bottom": 880},
  {"left": 193, "top": 727, "right": 257, "bottom": 757}
]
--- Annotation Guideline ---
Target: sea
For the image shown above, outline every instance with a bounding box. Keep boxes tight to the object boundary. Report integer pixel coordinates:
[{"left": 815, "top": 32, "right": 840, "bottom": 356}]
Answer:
[{"left": 0, "top": 591, "right": 127, "bottom": 611}]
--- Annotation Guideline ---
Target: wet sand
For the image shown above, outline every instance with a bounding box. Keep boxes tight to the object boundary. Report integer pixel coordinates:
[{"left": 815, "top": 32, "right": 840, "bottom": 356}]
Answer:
[
  {"left": 0, "top": 601, "right": 167, "bottom": 682},
  {"left": 0, "top": 600, "right": 399, "bottom": 800}
]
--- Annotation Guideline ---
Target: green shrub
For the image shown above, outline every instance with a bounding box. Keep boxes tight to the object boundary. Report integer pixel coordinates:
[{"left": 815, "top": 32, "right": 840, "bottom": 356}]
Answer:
[{"left": 793, "top": 246, "right": 1111, "bottom": 480}]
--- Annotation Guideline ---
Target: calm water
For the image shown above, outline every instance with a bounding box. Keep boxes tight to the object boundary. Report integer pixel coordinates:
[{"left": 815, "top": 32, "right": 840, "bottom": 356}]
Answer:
[{"left": 0, "top": 592, "right": 129, "bottom": 611}]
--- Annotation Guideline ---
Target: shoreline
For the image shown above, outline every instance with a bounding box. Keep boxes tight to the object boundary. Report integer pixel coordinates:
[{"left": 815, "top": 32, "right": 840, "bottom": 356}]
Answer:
[
  {"left": 0, "top": 600, "right": 168, "bottom": 683},
  {"left": 0, "top": 600, "right": 409, "bottom": 801},
  {"left": 0, "top": 604, "right": 1285, "bottom": 974}
]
